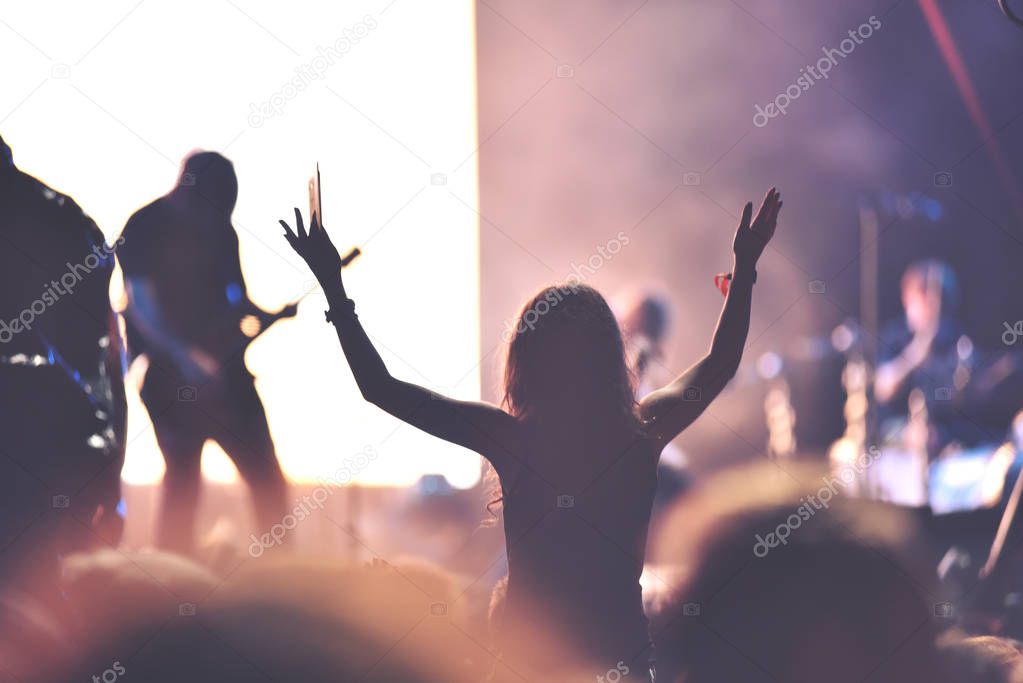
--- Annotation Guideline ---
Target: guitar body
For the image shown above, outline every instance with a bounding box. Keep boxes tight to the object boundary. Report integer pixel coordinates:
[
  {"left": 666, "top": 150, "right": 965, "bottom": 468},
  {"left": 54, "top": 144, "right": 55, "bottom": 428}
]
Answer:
[{"left": 124, "top": 305, "right": 295, "bottom": 386}]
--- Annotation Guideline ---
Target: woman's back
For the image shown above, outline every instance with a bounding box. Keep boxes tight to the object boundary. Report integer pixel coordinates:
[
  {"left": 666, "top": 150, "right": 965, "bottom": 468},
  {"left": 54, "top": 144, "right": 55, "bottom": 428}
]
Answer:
[{"left": 494, "top": 419, "right": 660, "bottom": 673}]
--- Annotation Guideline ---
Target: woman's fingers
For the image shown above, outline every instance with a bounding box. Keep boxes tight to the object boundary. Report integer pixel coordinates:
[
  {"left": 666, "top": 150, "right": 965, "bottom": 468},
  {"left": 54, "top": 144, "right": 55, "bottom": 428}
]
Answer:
[
  {"left": 753, "top": 189, "right": 775, "bottom": 229},
  {"left": 763, "top": 198, "right": 781, "bottom": 241},
  {"left": 281, "top": 220, "right": 306, "bottom": 256},
  {"left": 739, "top": 201, "right": 753, "bottom": 231},
  {"left": 755, "top": 189, "right": 781, "bottom": 235},
  {"left": 766, "top": 194, "right": 780, "bottom": 226},
  {"left": 293, "top": 207, "right": 307, "bottom": 239}
]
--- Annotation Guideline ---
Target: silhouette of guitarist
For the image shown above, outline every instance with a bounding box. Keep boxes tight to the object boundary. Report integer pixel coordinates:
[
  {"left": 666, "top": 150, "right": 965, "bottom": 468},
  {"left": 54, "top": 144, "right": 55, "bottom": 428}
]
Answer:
[{"left": 119, "top": 151, "right": 293, "bottom": 553}]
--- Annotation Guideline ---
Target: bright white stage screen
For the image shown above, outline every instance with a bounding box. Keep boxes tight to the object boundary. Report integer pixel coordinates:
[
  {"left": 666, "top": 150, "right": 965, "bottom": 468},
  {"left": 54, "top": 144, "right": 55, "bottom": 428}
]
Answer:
[{"left": 0, "top": 0, "right": 483, "bottom": 489}]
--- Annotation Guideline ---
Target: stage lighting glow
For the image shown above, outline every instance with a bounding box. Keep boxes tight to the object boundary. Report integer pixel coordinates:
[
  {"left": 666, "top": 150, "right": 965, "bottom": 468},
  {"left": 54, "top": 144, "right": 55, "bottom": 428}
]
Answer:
[{"left": 1, "top": 0, "right": 483, "bottom": 489}]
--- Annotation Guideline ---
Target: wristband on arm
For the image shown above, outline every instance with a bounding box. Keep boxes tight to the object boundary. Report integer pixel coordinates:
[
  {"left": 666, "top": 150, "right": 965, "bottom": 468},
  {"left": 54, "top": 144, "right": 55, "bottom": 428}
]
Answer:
[
  {"left": 324, "top": 298, "right": 356, "bottom": 324},
  {"left": 713, "top": 270, "right": 756, "bottom": 296}
]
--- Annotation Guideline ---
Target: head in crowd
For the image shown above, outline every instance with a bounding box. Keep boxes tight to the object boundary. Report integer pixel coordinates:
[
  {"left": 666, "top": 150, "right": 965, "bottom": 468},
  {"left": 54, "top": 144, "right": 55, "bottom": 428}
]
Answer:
[
  {"left": 52, "top": 552, "right": 475, "bottom": 683},
  {"left": 503, "top": 283, "right": 637, "bottom": 430},
  {"left": 171, "top": 150, "right": 238, "bottom": 217},
  {"left": 650, "top": 462, "right": 949, "bottom": 683},
  {"left": 901, "top": 259, "right": 959, "bottom": 333},
  {"left": 937, "top": 634, "right": 1023, "bottom": 683}
]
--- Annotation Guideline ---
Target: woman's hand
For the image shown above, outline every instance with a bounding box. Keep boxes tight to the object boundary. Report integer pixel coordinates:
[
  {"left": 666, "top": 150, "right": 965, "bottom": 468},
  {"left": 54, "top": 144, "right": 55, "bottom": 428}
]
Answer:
[
  {"left": 280, "top": 207, "right": 344, "bottom": 286},
  {"left": 733, "top": 188, "right": 782, "bottom": 268}
]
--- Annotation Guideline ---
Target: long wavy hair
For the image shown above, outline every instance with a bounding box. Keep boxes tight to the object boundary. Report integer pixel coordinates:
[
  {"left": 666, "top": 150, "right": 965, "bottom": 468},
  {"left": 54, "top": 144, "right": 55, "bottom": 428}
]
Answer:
[{"left": 485, "top": 284, "right": 640, "bottom": 520}]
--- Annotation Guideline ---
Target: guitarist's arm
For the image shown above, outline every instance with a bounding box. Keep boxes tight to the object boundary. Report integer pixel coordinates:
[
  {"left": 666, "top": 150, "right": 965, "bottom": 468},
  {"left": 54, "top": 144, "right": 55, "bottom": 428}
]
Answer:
[
  {"left": 124, "top": 276, "right": 219, "bottom": 383},
  {"left": 222, "top": 227, "right": 296, "bottom": 324}
]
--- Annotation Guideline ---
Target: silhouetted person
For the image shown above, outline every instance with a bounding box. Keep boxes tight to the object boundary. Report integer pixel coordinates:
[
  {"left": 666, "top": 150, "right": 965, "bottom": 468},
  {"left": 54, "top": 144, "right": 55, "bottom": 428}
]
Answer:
[
  {"left": 280, "top": 188, "right": 782, "bottom": 680},
  {"left": 119, "top": 151, "right": 292, "bottom": 554},
  {"left": 650, "top": 462, "right": 949, "bottom": 683},
  {"left": 0, "top": 134, "right": 127, "bottom": 608},
  {"left": 618, "top": 290, "right": 672, "bottom": 386},
  {"left": 617, "top": 289, "right": 691, "bottom": 541}
]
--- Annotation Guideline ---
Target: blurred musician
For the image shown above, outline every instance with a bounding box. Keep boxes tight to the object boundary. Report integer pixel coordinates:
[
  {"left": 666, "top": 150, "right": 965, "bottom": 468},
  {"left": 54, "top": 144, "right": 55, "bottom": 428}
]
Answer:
[
  {"left": 0, "top": 135, "right": 127, "bottom": 604},
  {"left": 616, "top": 290, "right": 690, "bottom": 518},
  {"left": 866, "top": 260, "right": 1020, "bottom": 510},
  {"left": 619, "top": 291, "right": 672, "bottom": 393},
  {"left": 874, "top": 260, "right": 998, "bottom": 456},
  {"left": 119, "top": 151, "right": 293, "bottom": 554}
]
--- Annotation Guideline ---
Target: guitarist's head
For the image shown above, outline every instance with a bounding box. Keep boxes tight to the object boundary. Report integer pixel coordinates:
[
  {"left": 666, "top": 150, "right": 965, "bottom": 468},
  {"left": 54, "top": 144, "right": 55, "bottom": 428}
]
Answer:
[
  {"left": 0, "top": 135, "right": 12, "bottom": 175},
  {"left": 172, "top": 150, "right": 238, "bottom": 218}
]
